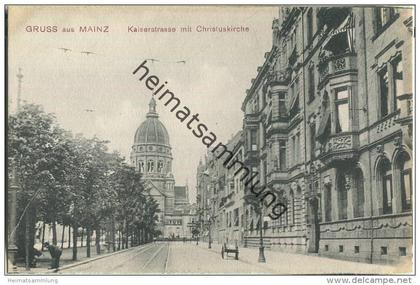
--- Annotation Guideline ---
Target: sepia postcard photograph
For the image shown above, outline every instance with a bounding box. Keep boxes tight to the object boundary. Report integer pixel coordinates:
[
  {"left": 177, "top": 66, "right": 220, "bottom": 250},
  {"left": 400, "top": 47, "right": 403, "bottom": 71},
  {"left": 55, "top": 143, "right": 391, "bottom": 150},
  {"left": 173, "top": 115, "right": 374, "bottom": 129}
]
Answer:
[{"left": 4, "top": 3, "right": 416, "bottom": 281}]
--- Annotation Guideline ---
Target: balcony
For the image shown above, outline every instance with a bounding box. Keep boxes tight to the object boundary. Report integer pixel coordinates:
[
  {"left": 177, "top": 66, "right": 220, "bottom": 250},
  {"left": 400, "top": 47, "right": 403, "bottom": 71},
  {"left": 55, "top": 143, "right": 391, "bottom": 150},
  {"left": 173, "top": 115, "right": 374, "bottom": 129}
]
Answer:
[
  {"left": 395, "top": 93, "right": 413, "bottom": 127},
  {"left": 266, "top": 169, "right": 288, "bottom": 186},
  {"left": 317, "top": 7, "right": 351, "bottom": 30},
  {"left": 244, "top": 149, "right": 258, "bottom": 165},
  {"left": 265, "top": 69, "right": 291, "bottom": 91},
  {"left": 319, "top": 132, "right": 359, "bottom": 166},
  {"left": 318, "top": 52, "right": 357, "bottom": 87},
  {"left": 244, "top": 112, "right": 260, "bottom": 126}
]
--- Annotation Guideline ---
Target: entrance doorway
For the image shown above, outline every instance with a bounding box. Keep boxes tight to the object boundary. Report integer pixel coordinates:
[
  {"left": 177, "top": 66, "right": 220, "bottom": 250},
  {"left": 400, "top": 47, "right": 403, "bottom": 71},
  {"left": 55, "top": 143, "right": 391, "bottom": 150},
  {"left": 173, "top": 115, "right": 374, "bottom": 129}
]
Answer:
[{"left": 307, "top": 197, "right": 320, "bottom": 253}]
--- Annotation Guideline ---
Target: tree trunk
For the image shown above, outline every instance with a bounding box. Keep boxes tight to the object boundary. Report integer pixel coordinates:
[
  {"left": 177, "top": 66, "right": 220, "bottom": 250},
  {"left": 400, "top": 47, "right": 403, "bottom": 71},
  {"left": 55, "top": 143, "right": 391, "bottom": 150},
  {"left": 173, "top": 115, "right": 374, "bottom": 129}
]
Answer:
[
  {"left": 25, "top": 212, "right": 30, "bottom": 271},
  {"left": 80, "top": 228, "right": 84, "bottom": 247},
  {"left": 126, "top": 228, "right": 129, "bottom": 249},
  {"left": 61, "top": 225, "right": 65, "bottom": 249},
  {"left": 86, "top": 226, "right": 91, "bottom": 257},
  {"left": 118, "top": 230, "right": 121, "bottom": 250},
  {"left": 41, "top": 222, "right": 46, "bottom": 251},
  {"left": 72, "top": 224, "right": 78, "bottom": 261},
  {"left": 95, "top": 227, "right": 101, "bottom": 255},
  {"left": 51, "top": 221, "right": 57, "bottom": 245},
  {"left": 122, "top": 219, "right": 126, "bottom": 249},
  {"left": 111, "top": 218, "right": 116, "bottom": 252},
  {"left": 68, "top": 226, "right": 71, "bottom": 248}
]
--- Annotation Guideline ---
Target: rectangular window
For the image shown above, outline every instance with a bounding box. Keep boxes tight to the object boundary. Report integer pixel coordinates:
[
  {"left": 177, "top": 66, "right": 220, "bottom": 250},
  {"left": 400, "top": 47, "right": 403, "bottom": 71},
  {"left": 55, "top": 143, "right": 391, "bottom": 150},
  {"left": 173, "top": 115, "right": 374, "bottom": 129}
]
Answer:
[
  {"left": 296, "top": 133, "right": 300, "bottom": 163},
  {"left": 308, "top": 66, "right": 315, "bottom": 102},
  {"left": 291, "top": 136, "right": 296, "bottom": 165},
  {"left": 234, "top": 208, "right": 239, "bottom": 226},
  {"left": 335, "top": 88, "right": 350, "bottom": 133},
  {"left": 310, "top": 124, "right": 316, "bottom": 158},
  {"left": 354, "top": 176, "right": 365, "bottom": 218},
  {"left": 399, "top": 247, "right": 407, "bottom": 256},
  {"left": 402, "top": 169, "right": 412, "bottom": 211},
  {"left": 324, "top": 185, "right": 332, "bottom": 222},
  {"left": 338, "top": 175, "right": 348, "bottom": 220},
  {"left": 354, "top": 246, "right": 360, "bottom": 254},
  {"left": 250, "top": 130, "right": 257, "bottom": 151},
  {"left": 381, "top": 246, "right": 388, "bottom": 255},
  {"left": 393, "top": 56, "right": 404, "bottom": 110},
  {"left": 279, "top": 140, "right": 287, "bottom": 171},
  {"left": 263, "top": 159, "right": 267, "bottom": 183},
  {"left": 379, "top": 68, "right": 389, "bottom": 117},
  {"left": 279, "top": 92, "right": 287, "bottom": 118},
  {"left": 375, "top": 8, "right": 396, "bottom": 32},
  {"left": 383, "top": 174, "right": 393, "bottom": 214},
  {"left": 325, "top": 245, "right": 329, "bottom": 252},
  {"left": 283, "top": 201, "right": 290, "bottom": 227},
  {"left": 339, "top": 245, "right": 344, "bottom": 253},
  {"left": 307, "top": 8, "right": 313, "bottom": 44}
]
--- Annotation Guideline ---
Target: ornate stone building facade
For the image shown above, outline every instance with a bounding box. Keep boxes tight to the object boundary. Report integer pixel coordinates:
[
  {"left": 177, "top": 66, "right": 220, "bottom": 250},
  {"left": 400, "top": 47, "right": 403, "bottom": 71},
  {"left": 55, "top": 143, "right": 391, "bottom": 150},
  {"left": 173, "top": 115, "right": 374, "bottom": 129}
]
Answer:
[
  {"left": 196, "top": 7, "right": 413, "bottom": 264},
  {"left": 131, "top": 98, "right": 193, "bottom": 238}
]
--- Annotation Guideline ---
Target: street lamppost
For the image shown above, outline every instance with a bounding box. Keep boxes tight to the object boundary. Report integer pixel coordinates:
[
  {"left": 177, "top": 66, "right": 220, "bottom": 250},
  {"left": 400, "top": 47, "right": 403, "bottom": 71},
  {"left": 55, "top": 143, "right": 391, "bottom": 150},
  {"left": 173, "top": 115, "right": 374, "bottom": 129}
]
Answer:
[
  {"left": 7, "top": 69, "right": 23, "bottom": 272},
  {"left": 7, "top": 161, "right": 19, "bottom": 271},
  {"left": 257, "top": 200, "right": 266, "bottom": 263},
  {"left": 244, "top": 190, "right": 266, "bottom": 263},
  {"left": 206, "top": 206, "right": 216, "bottom": 249},
  {"left": 201, "top": 170, "right": 216, "bottom": 249}
]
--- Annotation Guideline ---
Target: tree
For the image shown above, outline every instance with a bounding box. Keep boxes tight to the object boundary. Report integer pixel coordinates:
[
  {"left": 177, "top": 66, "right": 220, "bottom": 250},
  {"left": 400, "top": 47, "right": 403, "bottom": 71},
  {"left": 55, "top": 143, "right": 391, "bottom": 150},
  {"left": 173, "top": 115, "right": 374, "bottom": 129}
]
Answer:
[
  {"left": 8, "top": 104, "right": 62, "bottom": 267},
  {"left": 8, "top": 103, "right": 162, "bottom": 268}
]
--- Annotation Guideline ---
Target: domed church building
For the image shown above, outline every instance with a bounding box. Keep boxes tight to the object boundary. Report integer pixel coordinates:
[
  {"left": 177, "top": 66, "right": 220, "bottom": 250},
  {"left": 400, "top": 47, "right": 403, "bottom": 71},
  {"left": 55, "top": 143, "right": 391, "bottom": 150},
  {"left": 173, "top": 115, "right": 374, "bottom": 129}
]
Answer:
[{"left": 130, "top": 98, "right": 192, "bottom": 238}]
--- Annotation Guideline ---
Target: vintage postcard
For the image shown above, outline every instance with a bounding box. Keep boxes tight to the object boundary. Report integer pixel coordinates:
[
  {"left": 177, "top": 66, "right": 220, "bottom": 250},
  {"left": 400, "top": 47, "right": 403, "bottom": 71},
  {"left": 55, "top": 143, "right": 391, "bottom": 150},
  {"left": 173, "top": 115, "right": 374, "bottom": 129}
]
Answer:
[{"left": 5, "top": 4, "right": 414, "bottom": 278}]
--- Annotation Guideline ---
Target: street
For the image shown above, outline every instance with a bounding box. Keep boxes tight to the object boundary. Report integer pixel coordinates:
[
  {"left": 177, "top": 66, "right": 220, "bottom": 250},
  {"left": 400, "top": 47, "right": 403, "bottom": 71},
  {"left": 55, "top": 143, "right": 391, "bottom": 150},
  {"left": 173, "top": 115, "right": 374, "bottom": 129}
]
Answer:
[{"left": 58, "top": 242, "right": 403, "bottom": 275}]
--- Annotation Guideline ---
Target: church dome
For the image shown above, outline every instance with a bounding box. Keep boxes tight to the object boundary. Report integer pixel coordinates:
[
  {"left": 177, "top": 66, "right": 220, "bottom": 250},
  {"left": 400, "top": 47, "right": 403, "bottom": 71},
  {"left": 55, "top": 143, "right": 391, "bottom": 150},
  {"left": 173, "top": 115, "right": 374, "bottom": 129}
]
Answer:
[{"left": 134, "top": 98, "right": 170, "bottom": 146}]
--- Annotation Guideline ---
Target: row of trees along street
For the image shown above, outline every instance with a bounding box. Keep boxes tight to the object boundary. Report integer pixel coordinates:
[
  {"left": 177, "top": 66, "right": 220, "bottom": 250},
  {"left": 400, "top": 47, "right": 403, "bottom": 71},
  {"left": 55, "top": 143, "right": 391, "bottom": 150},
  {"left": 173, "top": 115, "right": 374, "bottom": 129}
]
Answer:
[{"left": 8, "top": 104, "right": 161, "bottom": 268}]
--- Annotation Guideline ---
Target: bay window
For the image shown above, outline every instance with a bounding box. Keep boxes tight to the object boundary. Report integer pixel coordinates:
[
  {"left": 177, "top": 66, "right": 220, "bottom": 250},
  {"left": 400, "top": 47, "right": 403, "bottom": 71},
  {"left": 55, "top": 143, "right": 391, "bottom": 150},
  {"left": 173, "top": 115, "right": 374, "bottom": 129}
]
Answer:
[{"left": 335, "top": 88, "right": 350, "bottom": 133}]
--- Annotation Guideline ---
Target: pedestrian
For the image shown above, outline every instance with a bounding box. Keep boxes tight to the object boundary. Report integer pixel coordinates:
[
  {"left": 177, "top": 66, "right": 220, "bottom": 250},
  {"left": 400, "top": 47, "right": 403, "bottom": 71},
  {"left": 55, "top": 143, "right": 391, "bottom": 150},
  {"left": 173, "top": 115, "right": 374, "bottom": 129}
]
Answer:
[
  {"left": 43, "top": 242, "right": 62, "bottom": 270},
  {"left": 31, "top": 247, "right": 43, "bottom": 268}
]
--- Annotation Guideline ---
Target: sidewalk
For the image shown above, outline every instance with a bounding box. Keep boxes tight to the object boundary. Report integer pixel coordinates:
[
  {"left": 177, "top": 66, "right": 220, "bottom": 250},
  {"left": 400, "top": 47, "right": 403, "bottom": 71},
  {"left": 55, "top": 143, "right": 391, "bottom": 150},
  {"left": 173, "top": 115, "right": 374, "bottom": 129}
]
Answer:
[
  {"left": 8, "top": 244, "right": 136, "bottom": 275},
  {"left": 196, "top": 241, "right": 399, "bottom": 274}
]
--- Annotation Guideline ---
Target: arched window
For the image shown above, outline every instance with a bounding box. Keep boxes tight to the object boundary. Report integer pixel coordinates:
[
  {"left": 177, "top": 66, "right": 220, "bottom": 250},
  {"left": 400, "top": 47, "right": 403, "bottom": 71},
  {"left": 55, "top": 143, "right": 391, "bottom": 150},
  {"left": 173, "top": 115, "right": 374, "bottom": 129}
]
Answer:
[
  {"left": 296, "top": 186, "right": 302, "bottom": 225},
  {"left": 290, "top": 190, "right": 295, "bottom": 224},
  {"left": 353, "top": 169, "right": 365, "bottom": 218},
  {"left": 147, "top": 160, "right": 154, "bottom": 172},
  {"left": 157, "top": 160, "right": 164, "bottom": 173},
  {"left": 139, "top": 161, "right": 145, "bottom": 173},
  {"left": 324, "top": 184, "right": 332, "bottom": 222},
  {"left": 337, "top": 173, "right": 348, "bottom": 220},
  {"left": 278, "top": 191, "right": 285, "bottom": 227},
  {"left": 378, "top": 158, "right": 393, "bottom": 214},
  {"left": 396, "top": 152, "right": 412, "bottom": 212}
]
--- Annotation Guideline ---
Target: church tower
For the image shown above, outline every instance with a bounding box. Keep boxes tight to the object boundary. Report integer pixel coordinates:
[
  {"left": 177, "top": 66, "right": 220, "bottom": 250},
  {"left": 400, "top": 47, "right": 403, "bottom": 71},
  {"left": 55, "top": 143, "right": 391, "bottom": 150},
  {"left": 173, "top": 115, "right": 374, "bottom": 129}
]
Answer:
[{"left": 130, "top": 98, "right": 175, "bottom": 225}]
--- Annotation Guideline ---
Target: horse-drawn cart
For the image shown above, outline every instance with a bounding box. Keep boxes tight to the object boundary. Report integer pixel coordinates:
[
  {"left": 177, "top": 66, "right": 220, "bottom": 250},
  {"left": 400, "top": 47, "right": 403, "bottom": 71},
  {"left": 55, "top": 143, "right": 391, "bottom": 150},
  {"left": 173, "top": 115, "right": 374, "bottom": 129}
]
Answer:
[{"left": 221, "top": 242, "right": 239, "bottom": 260}]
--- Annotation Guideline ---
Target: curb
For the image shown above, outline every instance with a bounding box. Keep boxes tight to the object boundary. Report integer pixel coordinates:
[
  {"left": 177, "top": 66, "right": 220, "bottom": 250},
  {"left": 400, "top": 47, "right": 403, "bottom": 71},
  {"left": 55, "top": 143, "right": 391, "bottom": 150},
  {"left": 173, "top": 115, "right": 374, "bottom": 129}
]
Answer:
[{"left": 45, "top": 243, "right": 153, "bottom": 273}]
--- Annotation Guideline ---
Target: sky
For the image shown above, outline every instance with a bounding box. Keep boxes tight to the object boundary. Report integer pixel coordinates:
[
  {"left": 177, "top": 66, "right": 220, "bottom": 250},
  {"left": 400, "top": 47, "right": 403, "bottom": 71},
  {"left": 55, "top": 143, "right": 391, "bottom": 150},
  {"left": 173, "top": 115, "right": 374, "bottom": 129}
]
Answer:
[{"left": 8, "top": 6, "right": 278, "bottom": 203}]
